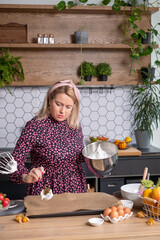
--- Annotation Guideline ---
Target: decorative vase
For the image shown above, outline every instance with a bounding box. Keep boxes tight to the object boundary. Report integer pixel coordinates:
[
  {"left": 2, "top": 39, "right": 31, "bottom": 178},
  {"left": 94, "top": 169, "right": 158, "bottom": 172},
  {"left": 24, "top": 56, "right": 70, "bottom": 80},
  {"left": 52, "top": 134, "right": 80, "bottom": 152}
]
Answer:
[
  {"left": 74, "top": 31, "right": 88, "bottom": 44},
  {"left": 134, "top": 130, "right": 150, "bottom": 149},
  {"left": 99, "top": 75, "right": 107, "bottom": 81}
]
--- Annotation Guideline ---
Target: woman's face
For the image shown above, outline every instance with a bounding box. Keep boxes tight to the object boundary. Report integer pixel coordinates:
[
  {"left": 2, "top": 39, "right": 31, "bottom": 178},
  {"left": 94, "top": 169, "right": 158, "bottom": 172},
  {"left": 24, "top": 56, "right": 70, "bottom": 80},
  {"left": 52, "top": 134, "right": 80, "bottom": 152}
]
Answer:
[{"left": 49, "top": 93, "right": 74, "bottom": 122}]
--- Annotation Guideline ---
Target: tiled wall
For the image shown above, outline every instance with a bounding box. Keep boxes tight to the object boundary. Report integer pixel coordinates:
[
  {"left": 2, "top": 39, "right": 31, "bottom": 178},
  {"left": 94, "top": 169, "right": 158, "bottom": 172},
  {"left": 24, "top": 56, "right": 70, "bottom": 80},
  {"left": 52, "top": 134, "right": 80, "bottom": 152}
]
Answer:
[{"left": 0, "top": 86, "right": 134, "bottom": 148}]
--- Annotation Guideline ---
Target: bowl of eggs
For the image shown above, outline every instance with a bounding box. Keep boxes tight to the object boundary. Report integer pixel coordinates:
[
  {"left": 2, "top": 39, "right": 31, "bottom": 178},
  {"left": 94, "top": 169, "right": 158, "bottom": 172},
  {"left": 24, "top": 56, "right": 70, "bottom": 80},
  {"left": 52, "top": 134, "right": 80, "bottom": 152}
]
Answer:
[
  {"left": 120, "top": 183, "right": 143, "bottom": 208},
  {"left": 101, "top": 202, "right": 133, "bottom": 224}
]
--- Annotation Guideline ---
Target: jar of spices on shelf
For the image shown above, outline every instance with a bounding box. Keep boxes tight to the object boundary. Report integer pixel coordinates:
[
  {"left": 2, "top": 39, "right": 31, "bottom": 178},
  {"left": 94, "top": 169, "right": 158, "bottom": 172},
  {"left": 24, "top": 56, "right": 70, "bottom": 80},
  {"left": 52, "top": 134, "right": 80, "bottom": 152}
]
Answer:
[
  {"left": 49, "top": 34, "right": 55, "bottom": 44},
  {"left": 37, "top": 34, "right": 43, "bottom": 44},
  {"left": 43, "top": 34, "right": 49, "bottom": 44}
]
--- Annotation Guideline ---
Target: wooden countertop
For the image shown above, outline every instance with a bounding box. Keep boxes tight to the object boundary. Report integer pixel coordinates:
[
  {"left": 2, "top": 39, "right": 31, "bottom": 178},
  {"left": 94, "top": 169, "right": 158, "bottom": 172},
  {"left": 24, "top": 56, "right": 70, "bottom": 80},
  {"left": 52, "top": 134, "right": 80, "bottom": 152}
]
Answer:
[{"left": 1, "top": 210, "right": 160, "bottom": 240}]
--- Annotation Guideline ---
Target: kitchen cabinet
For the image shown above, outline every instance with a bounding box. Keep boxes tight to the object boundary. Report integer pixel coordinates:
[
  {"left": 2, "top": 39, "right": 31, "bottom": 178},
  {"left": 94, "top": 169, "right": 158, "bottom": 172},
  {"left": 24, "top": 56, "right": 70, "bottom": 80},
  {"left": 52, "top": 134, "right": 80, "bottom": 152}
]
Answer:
[
  {"left": 0, "top": 5, "right": 158, "bottom": 86},
  {"left": 99, "top": 177, "right": 125, "bottom": 195}
]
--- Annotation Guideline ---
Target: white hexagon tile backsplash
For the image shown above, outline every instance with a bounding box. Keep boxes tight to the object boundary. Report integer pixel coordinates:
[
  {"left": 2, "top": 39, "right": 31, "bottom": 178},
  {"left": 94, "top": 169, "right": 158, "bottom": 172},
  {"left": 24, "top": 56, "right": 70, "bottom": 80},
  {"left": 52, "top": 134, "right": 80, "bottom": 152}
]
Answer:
[{"left": 0, "top": 86, "right": 135, "bottom": 148}]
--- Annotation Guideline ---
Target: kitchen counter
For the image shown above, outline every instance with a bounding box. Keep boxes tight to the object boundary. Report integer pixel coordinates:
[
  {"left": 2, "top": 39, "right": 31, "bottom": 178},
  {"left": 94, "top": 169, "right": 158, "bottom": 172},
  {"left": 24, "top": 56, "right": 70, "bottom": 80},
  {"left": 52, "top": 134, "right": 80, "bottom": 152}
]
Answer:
[{"left": 1, "top": 210, "right": 160, "bottom": 240}]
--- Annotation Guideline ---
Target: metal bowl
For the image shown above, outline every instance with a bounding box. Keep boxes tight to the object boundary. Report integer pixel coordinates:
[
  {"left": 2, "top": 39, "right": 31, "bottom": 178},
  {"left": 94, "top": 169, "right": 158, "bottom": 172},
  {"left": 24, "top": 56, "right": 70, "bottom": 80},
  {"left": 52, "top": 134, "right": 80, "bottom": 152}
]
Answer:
[{"left": 82, "top": 141, "right": 118, "bottom": 178}]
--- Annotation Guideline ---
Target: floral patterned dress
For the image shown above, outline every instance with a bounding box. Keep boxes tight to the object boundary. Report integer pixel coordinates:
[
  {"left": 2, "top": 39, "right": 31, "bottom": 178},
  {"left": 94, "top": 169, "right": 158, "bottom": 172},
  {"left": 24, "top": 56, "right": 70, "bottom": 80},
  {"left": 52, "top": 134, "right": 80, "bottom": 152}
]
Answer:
[{"left": 9, "top": 115, "right": 87, "bottom": 195}]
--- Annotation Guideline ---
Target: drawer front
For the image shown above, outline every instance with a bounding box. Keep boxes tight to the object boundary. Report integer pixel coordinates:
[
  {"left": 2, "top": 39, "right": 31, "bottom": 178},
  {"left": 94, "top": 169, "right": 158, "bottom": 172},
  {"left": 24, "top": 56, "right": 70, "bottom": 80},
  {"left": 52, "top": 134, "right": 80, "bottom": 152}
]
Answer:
[{"left": 99, "top": 178, "right": 124, "bottom": 195}]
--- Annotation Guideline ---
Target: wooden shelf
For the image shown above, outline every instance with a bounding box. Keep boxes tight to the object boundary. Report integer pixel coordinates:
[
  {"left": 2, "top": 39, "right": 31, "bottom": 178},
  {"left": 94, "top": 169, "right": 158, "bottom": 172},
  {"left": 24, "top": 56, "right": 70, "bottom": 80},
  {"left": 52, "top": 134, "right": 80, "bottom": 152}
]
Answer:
[
  {"left": 0, "top": 4, "right": 158, "bottom": 86},
  {"left": 0, "top": 43, "right": 158, "bottom": 49},
  {"left": 0, "top": 4, "right": 158, "bottom": 14}
]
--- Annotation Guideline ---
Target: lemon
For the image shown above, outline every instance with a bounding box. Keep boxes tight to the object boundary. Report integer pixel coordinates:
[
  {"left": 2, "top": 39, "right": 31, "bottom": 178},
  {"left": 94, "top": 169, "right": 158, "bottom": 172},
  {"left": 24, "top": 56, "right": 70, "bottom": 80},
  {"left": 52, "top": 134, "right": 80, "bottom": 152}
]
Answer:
[{"left": 125, "top": 136, "right": 131, "bottom": 144}]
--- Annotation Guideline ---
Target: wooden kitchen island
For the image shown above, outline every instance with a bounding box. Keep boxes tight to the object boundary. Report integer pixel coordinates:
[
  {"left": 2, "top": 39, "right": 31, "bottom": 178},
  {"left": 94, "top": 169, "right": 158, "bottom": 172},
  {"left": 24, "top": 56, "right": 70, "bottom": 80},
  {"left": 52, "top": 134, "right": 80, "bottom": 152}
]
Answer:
[{"left": 1, "top": 210, "right": 160, "bottom": 240}]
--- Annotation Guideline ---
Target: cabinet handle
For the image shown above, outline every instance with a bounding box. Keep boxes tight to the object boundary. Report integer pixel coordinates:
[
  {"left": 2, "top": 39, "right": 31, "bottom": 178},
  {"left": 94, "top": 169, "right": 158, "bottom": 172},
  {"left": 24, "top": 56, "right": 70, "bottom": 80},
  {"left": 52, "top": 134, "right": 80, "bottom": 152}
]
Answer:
[{"left": 107, "top": 184, "right": 117, "bottom": 187}]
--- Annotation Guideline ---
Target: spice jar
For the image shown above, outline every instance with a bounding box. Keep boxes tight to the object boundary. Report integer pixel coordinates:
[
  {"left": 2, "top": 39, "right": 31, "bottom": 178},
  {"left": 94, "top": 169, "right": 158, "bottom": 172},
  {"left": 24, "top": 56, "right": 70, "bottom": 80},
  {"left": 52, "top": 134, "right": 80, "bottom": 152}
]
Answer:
[
  {"left": 37, "top": 34, "right": 43, "bottom": 44},
  {"left": 49, "top": 34, "right": 55, "bottom": 44},
  {"left": 43, "top": 34, "right": 49, "bottom": 44}
]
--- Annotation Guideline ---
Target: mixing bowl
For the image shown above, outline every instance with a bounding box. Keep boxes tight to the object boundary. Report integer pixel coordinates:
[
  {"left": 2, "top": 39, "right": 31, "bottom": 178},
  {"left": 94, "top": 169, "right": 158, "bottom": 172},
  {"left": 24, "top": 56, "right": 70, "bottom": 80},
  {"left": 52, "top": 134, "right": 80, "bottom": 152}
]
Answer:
[
  {"left": 82, "top": 141, "right": 118, "bottom": 178},
  {"left": 121, "top": 183, "right": 143, "bottom": 208}
]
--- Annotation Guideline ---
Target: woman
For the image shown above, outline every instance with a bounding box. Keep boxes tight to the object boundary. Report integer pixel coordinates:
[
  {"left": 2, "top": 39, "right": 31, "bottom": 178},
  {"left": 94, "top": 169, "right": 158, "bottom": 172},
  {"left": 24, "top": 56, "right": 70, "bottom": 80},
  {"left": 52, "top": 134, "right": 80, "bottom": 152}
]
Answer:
[{"left": 10, "top": 80, "right": 87, "bottom": 195}]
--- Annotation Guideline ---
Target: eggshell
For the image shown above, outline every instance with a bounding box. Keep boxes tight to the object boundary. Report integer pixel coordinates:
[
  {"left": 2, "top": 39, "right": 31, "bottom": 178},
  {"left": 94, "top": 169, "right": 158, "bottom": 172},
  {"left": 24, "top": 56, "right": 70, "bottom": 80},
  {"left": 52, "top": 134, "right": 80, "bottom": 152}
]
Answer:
[
  {"left": 103, "top": 208, "right": 112, "bottom": 217},
  {"left": 118, "top": 209, "right": 125, "bottom": 217},
  {"left": 109, "top": 211, "right": 119, "bottom": 219},
  {"left": 110, "top": 205, "right": 117, "bottom": 211},
  {"left": 117, "top": 204, "right": 124, "bottom": 210},
  {"left": 124, "top": 207, "right": 131, "bottom": 215}
]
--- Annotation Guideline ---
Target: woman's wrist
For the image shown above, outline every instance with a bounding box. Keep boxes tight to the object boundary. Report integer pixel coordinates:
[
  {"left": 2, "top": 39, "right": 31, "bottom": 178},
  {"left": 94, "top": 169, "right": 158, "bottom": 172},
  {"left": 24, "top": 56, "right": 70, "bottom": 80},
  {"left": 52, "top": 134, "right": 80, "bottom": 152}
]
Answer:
[{"left": 22, "top": 173, "right": 28, "bottom": 183}]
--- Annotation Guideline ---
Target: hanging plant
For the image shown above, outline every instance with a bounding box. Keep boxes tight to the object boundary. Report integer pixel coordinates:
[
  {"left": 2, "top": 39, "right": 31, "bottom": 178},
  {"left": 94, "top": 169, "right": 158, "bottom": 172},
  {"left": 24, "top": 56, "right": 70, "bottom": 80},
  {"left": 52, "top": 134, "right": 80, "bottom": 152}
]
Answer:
[{"left": 0, "top": 48, "right": 25, "bottom": 93}]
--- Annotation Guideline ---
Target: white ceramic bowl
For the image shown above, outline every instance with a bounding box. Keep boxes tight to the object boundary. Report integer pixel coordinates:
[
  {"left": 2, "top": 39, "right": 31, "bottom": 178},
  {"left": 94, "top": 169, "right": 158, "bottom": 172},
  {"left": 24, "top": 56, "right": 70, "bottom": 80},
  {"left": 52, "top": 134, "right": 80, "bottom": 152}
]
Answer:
[
  {"left": 121, "top": 183, "right": 143, "bottom": 208},
  {"left": 121, "top": 199, "right": 134, "bottom": 210},
  {"left": 88, "top": 217, "right": 104, "bottom": 227}
]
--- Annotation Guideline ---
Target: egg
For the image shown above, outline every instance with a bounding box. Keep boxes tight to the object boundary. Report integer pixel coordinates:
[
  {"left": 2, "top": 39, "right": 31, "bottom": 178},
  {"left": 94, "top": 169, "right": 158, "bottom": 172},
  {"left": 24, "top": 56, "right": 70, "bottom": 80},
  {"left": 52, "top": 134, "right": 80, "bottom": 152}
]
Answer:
[
  {"left": 103, "top": 208, "right": 112, "bottom": 217},
  {"left": 124, "top": 207, "right": 131, "bottom": 215},
  {"left": 118, "top": 209, "right": 125, "bottom": 217},
  {"left": 110, "top": 205, "right": 117, "bottom": 211},
  {"left": 109, "top": 211, "right": 119, "bottom": 219},
  {"left": 117, "top": 204, "right": 124, "bottom": 210}
]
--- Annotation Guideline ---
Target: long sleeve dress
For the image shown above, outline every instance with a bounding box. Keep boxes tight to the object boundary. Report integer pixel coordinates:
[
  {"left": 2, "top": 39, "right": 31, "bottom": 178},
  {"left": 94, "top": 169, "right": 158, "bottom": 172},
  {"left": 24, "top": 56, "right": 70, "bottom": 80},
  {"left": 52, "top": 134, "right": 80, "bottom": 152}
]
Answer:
[{"left": 9, "top": 115, "right": 87, "bottom": 195}]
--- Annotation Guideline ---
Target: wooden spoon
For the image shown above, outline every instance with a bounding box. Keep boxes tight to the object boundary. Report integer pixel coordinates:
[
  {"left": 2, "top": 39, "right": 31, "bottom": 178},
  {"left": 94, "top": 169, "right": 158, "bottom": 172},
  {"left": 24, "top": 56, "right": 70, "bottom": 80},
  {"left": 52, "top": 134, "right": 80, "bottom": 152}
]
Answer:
[{"left": 139, "top": 167, "right": 148, "bottom": 194}]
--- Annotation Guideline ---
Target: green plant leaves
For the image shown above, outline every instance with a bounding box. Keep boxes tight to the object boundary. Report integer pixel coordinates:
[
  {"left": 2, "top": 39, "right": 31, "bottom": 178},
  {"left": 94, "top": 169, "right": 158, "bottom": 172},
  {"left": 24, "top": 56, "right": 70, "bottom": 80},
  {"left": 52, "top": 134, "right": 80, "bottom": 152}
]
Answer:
[
  {"left": 155, "top": 60, "right": 160, "bottom": 66},
  {"left": 0, "top": 48, "right": 24, "bottom": 92},
  {"left": 141, "top": 46, "right": 153, "bottom": 56},
  {"left": 79, "top": 0, "right": 88, "bottom": 3},
  {"left": 131, "top": 83, "right": 160, "bottom": 136},
  {"left": 56, "top": 1, "right": 66, "bottom": 11},
  {"left": 79, "top": 61, "right": 97, "bottom": 78},
  {"left": 101, "top": 0, "right": 111, "bottom": 6},
  {"left": 112, "top": 3, "right": 121, "bottom": 12},
  {"left": 68, "top": 1, "right": 77, "bottom": 8},
  {"left": 96, "top": 62, "right": 112, "bottom": 76}
]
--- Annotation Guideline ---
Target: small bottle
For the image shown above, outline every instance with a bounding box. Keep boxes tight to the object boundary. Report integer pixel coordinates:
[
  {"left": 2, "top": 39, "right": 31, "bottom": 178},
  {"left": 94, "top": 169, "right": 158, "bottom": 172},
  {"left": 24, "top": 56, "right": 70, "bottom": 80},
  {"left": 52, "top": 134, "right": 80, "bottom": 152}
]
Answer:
[
  {"left": 37, "top": 34, "right": 43, "bottom": 44},
  {"left": 43, "top": 34, "right": 49, "bottom": 44},
  {"left": 49, "top": 34, "right": 55, "bottom": 44}
]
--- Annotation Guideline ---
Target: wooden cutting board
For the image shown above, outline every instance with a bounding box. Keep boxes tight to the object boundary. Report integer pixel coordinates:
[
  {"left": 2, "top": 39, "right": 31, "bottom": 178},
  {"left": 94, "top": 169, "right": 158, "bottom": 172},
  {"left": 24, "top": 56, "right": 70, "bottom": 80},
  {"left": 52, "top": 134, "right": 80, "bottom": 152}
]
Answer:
[{"left": 118, "top": 146, "right": 141, "bottom": 156}]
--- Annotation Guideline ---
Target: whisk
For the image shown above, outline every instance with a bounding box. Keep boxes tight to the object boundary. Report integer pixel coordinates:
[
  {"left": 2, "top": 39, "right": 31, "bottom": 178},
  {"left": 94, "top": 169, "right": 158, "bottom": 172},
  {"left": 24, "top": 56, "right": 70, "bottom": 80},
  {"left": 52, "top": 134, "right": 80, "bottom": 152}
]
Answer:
[{"left": 0, "top": 152, "right": 17, "bottom": 174}]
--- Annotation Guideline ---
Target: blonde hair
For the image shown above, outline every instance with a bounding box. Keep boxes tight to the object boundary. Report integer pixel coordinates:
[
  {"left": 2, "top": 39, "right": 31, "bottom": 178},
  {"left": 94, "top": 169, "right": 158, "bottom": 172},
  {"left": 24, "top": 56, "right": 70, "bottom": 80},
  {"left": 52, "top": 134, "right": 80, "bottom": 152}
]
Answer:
[{"left": 36, "top": 83, "right": 80, "bottom": 129}]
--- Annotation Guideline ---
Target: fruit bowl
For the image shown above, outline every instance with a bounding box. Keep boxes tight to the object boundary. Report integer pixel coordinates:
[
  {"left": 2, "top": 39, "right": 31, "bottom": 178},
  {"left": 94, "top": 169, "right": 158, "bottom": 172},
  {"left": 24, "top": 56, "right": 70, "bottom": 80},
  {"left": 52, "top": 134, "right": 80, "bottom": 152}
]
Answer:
[
  {"left": 0, "top": 203, "right": 10, "bottom": 212},
  {"left": 140, "top": 196, "right": 160, "bottom": 221}
]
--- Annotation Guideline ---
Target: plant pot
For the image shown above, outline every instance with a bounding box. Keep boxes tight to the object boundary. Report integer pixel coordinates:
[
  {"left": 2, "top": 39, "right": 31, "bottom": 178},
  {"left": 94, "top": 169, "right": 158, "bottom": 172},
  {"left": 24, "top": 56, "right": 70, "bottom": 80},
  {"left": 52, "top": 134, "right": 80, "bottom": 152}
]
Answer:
[
  {"left": 84, "top": 75, "right": 92, "bottom": 82},
  {"left": 139, "top": 32, "right": 151, "bottom": 44},
  {"left": 134, "top": 130, "right": 150, "bottom": 149},
  {"left": 99, "top": 75, "right": 108, "bottom": 81},
  {"left": 74, "top": 31, "right": 88, "bottom": 44},
  {"left": 141, "top": 67, "right": 155, "bottom": 81}
]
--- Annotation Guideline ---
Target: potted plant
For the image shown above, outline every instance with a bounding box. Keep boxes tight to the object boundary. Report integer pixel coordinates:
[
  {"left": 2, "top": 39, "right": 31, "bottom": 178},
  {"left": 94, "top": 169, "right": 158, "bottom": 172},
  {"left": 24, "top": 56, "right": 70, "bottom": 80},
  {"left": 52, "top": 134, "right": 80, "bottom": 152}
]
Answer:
[
  {"left": 141, "top": 64, "right": 155, "bottom": 83},
  {"left": 79, "top": 61, "right": 96, "bottom": 82},
  {"left": 96, "top": 62, "right": 112, "bottom": 81},
  {"left": 74, "top": 25, "right": 88, "bottom": 44},
  {"left": 130, "top": 82, "right": 160, "bottom": 149},
  {"left": 0, "top": 48, "right": 24, "bottom": 93},
  {"left": 110, "top": 0, "right": 160, "bottom": 77}
]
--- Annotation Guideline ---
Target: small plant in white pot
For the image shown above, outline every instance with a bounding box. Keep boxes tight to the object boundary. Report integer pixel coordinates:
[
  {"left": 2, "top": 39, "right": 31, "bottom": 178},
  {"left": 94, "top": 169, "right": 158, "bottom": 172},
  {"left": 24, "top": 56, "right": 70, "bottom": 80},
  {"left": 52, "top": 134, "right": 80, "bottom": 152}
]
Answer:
[{"left": 96, "top": 62, "right": 112, "bottom": 81}]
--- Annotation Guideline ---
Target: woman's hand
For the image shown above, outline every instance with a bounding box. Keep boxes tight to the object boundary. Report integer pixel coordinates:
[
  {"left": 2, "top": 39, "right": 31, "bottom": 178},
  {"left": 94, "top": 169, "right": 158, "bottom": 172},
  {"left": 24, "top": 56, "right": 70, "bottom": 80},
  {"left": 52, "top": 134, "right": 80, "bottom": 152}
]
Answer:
[{"left": 22, "top": 166, "right": 45, "bottom": 183}]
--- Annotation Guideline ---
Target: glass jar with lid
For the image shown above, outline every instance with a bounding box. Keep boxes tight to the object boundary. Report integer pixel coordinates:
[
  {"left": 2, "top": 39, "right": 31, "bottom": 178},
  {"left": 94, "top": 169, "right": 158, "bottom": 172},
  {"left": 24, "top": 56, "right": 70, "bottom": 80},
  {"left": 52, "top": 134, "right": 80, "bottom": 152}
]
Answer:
[
  {"left": 49, "top": 34, "right": 55, "bottom": 44},
  {"left": 37, "top": 34, "right": 43, "bottom": 44},
  {"left": 43, "top": 34, "right": 49, "bottom": 44}
]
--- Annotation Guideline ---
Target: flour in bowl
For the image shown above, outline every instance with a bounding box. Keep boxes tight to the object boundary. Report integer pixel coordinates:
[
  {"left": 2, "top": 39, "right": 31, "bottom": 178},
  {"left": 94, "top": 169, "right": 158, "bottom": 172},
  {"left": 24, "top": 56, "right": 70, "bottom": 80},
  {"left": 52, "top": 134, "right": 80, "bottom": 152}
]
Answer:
[{"left": 88, "top": 144, "right": 110, "bottom": 159}]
